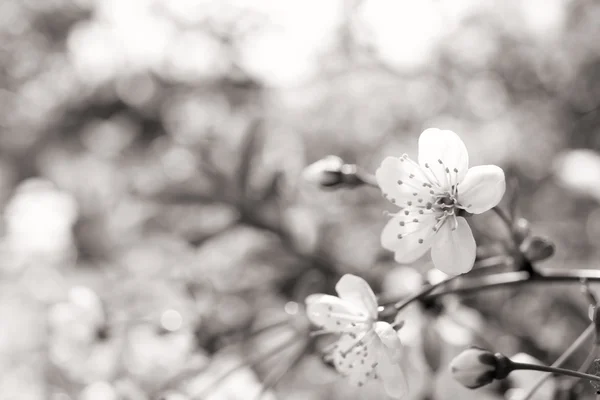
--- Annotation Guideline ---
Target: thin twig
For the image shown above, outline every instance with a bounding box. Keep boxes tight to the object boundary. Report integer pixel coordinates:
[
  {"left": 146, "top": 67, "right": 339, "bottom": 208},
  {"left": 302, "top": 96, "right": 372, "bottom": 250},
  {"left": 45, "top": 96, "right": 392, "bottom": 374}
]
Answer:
[
  {"left": 157, "top": 319, "right": 291, "bottom": 394},
  {"left": 393, "top": 274, "right": 462, "bottom": 312},
  {"left": 252, "top": 340, "right": 309, "bottom": 400},
  {"left": 192, "top": 335, "right": 300, "bottom": 400},
  {"left": 578, "top": 344, "right": 598, "bottom": 374},
  {"left": 520, "top": 324, "right": 595, "bottom": 400},
  {"left": 379, "top": 268, "right": 600, "bottom": 316},
  {"left": 429, "top": 269, "right": 600, "bottom": 300},
  {"left": 512, "top": 361, "right": 600, "bottom": 383},
  {"left": 491, "top": 206, "right": 513, "bottom": 230}
]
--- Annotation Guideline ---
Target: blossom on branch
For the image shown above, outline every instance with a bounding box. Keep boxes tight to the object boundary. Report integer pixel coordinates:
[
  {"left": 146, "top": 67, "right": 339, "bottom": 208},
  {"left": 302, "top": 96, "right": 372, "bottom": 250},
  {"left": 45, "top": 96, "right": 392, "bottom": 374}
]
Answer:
[
  {"left": 376, "top": 128, "right": 506, "bottom": 275},
  {"left": 305, "top": 274, "right": 406, "bottom": 398}
]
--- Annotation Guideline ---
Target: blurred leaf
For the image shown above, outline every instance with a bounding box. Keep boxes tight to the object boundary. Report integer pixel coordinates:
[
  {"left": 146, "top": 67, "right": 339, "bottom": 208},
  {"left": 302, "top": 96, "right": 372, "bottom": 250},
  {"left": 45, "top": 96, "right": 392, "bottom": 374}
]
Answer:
[
  {"left": 186, "top": 223, "right": 236, "bottom": 247},
  {"left": 257, "top": 171, "right": 283, "bottom": 204},
  {"left": 291, "top": 269, "right": 328, "bottom": 302},
  {"left": 421, "top": 316, "right": 443, "bottom": 374},
  {"left": 151, "top": 191, "right": 216, "bottom": 205},
  {"left": 237, "top": 119, "right": 265, "bottom": 200}
]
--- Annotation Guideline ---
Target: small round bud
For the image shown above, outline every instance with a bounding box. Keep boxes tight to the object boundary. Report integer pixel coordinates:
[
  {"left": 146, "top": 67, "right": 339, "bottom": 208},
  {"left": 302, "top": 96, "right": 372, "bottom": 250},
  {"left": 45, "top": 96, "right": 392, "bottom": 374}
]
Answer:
[
  {"left": 450, "top": 347, "right": 512, "bottom": 389},
  {"left": 513, "top": 217, "right": 531, "bottom": 244},
  {"left": 520, "top": 236, "right": 555, "bottom": 262},
  {"left": 302, "top": 155, "right": 345, "bottom": 188}
]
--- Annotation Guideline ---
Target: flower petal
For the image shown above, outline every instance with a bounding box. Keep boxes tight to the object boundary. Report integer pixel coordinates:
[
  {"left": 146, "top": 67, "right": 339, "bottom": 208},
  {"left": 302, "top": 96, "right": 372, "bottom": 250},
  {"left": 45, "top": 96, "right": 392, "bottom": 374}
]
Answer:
[
  {"left": 373, "top": 324, "right": 407, "bottom": 399},
  {"left": 374, "top": 321, "right": 403, "bottom": 363},
  {"left": 431, "top": 217, "right": 476, "bottom": 275},
  {"left": 381, "top": 212, "right": 437, "bottom": 263},
  {"left": 375, "top": 157, "right": 404, "bottom": 205},
  {"left": 332, "top": 331, "right": 380, "bottom": 386},
  {"left": 305, "top": 295, "right": 369, "bottom": 333},
  {"left": 458, "top": 165, "right": 506, "bottom": 214},
  {"left": 376, "top": 156, "right": 435, "bottom": 207},
  {"left": 305, "top": 294, "right": 327, "bottom": 305},
  {"left": 335, "top": 274, "right": 378, "bottom": 319},
  {"left": 377, "top": 353, "right": 407, "bottom": 399},
  {"left": 418, "top": 129, "right": 469, "bottom": 191}
]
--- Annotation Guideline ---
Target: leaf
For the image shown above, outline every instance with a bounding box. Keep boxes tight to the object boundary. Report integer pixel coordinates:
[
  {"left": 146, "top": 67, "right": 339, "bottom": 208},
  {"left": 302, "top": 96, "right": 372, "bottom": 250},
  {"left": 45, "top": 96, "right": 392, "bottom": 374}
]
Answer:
[
  {"left": 237, "top": 119, "right": 264, "bottom": 199},
  {"left": 258, "top": 171, "right": 283, "bottom": 204},
  {"left": 150, "top": 191, "right": 216, "bottom": 205},
  {"left": 421, "top": 316, "right": 443, "bottom": 374}
]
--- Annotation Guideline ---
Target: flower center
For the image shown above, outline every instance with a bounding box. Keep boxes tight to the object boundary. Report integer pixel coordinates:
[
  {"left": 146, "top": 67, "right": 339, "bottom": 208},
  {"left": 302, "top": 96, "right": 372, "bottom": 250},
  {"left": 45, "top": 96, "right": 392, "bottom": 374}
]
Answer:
[
  {"left": 436, "top": 194, "right": 457, "bottom": 209},
  {"left": 431, "top": 193, "right": 461, "bottom": 232}
]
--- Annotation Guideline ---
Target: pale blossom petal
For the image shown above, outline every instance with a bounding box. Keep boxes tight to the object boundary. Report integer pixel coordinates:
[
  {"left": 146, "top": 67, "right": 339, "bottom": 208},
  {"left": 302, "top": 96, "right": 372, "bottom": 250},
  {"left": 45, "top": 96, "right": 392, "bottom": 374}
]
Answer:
[
  {"left": 332, "top": 331, "right": 380, "bottom": 386},
  {"left": 376, "top": 156, "right": 435, "bottom": 206},
  {"left": 458, "top": 165, "right": 506, "bottom": 214},
  {"left": 374, "top": 321, "right": 403, "bottom": 362},
  {"left": 381, "top": 212, "right": 437, "bottom": 263},
  {"left": 373, "top": 323, "right": 407, "bottom": 398},
  {"left": 335, "top": 274, "right": 378, "bottom": 319},
  {"left": 418, "top": 129, "right": 469, "bottom": 191},
  {"left": 377, "top": 353, "right": 407, "bottom": 399},
  {"left": 305, "top": 295, "right": 369, "bottom": 333},
  {"left": 431, "top": 217, "right": 476, "bottom": 275},
  {"left": 375, "top": 157, "right": 404, "bottom": 205},
  {"left": 305, "top": 294, "right": 330, "bottom": 305}
]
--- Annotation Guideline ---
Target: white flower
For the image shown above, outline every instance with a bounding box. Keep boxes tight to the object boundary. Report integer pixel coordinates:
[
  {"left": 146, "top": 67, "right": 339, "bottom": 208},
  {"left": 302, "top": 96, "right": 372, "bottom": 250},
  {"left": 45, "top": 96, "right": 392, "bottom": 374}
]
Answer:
[
  {"left": 376, "top": 129, "right": 506, "bottom": 275},
  {"left": 305, "top": 274, "right": 406, "bottom": 398}
]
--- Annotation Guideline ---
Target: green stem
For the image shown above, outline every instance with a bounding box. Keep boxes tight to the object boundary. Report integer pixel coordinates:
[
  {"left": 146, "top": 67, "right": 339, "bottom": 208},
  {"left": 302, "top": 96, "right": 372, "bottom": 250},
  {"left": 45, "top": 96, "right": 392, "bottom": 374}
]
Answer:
[{"left": 511, "top": 362, "right": 600, "bottom": 383}]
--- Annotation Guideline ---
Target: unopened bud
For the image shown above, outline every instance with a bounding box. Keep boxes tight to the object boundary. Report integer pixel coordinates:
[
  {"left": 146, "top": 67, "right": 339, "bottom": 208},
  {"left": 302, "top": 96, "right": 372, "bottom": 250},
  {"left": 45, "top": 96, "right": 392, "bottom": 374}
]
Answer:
[
  {"left": 520, "top": 236, "right": 555, "bottom": 262},
  {"left": 513, "top": 218, "right": 531, "bottom": 244},
  {"left": 450, "top": 347, "right": 512, "bottom": 389},
  {"left": 302, "top": 155, "right": 345, "bottom": 188}
]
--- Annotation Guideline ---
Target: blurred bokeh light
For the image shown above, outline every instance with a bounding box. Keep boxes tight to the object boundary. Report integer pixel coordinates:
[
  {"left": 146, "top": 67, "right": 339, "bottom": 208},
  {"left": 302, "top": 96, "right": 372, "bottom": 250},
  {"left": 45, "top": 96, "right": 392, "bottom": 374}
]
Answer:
[{"left": 1, "top": 0, "right": 600, "bottom": 399}]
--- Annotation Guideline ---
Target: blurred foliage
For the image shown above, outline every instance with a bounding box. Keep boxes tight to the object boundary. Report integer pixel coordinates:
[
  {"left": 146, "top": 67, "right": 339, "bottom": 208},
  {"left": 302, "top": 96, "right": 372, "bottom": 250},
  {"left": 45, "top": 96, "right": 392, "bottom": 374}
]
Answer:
[{"left": 2, "top": 0, "right": 600, "bottom": 399}]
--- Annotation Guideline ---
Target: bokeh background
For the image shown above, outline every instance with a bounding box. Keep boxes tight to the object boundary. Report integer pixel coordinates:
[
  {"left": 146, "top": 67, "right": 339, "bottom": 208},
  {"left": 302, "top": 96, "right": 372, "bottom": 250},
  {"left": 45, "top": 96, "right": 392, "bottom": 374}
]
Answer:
[{"left": 2, "top": 0, "right": 600, "bottom": 399}]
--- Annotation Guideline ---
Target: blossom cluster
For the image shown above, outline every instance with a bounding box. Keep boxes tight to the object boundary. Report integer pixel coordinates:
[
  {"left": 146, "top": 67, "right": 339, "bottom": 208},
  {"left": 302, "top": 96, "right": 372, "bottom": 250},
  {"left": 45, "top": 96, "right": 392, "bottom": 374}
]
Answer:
[{"left": 305, "top": 129, "right": 508, "bottom": 396}]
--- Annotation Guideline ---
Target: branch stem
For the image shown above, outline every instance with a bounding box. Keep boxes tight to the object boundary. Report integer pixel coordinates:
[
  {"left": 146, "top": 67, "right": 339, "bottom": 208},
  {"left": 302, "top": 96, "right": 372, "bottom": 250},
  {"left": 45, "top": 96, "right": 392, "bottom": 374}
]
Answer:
[
  {"left": 520, "top": 324, "right": 595, "bottom": 400},
  {"left": 393, "top": 274, "right": 461, "bottom": 312},
  {"left": 512, "top": 362, "right": 600, "bottom": 383},
  {"left": 381, "top": 269, "right": 600, "bottom": 317},
  {"left": 428, "top": 269, "right": 600, "bottom": 300}
]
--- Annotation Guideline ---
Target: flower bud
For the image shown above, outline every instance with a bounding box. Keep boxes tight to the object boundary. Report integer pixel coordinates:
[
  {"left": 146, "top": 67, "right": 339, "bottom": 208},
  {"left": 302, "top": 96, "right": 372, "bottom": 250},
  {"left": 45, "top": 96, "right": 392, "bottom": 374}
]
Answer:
[
  {"left": 520, "top": 236, "right": 555, "bottom": 262},
  {"left": 512, "top": 217, "right": 531, "bottom": 244},
  {"left": 450, "top": 347, "right": 512, "bottom": 389},
  {"left": 302, "top": 155, "right": 345, "bottom": 188}
]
